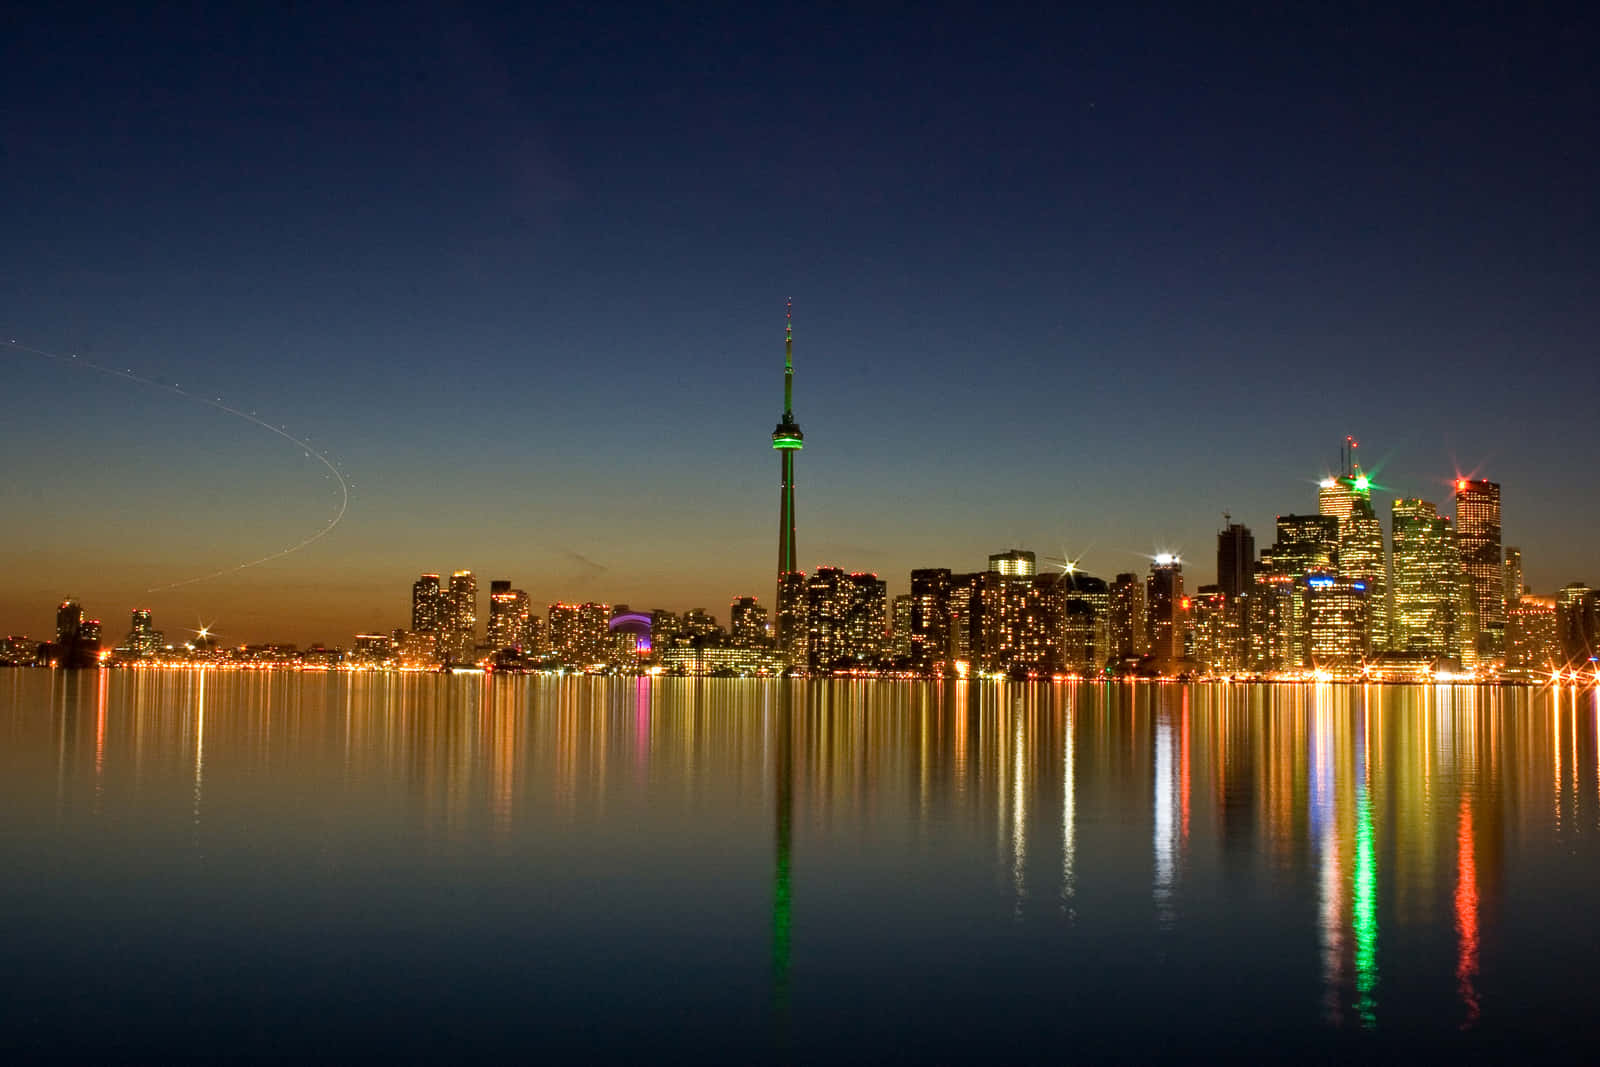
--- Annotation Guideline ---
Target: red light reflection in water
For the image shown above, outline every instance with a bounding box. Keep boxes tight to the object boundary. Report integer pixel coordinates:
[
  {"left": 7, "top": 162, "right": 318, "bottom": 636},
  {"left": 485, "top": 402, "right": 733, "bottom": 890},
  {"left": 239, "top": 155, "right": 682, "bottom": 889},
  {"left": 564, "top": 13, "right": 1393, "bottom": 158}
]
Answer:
[
  {"left": 1455, "top": 795, "right": 1480, "bottom": 1029},
  {"left": 1179, "top": 689, "right": 1191, "bottom": 843}
]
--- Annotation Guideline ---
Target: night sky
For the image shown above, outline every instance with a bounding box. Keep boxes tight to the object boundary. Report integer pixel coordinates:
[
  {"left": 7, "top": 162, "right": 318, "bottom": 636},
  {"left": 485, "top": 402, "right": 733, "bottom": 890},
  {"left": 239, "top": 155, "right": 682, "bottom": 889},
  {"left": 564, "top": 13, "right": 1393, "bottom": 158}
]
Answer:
[{"left": 2, "top": 3, "right": 1595, "bottom": 644}]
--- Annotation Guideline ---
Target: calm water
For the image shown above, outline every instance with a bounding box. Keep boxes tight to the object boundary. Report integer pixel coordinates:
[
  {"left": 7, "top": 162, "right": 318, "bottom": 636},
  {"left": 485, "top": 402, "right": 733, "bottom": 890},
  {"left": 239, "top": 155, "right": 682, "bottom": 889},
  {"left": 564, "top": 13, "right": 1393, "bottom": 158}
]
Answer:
[{"left": 3, "top": 671, "right": 1598, "bottom": 1062}]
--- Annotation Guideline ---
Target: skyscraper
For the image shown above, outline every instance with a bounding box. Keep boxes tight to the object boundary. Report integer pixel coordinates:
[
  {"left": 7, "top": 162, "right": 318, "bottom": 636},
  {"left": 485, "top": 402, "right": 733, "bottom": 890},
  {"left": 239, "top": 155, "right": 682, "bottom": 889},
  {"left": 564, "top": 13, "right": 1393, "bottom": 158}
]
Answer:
[
  {"left": 909, "top": 568, "right": 953, "bottom": 672},
  {"left": 1216, "top": 522, "right": 1255, "bottom": 601},
  {"left": 1455, "top": 478, "right": 1503, "bottom": 656},
  {"left": 1503, "top": 546, "right": 1524, "bottom": 617},
  {"left": 988, "top": 549, "right": 1037, "bottom": 577},
  {"left": 411, "top": 574, "right": 444, "bottom": 635},
  {"left": 1391, "top": 499, "right": 1461, "bottom": 656},
  {"left": 1109, "top": 572, "right": 1148, "bottom": 664},
  {"left": 1319, "top": 468, "right": 1387, "bottom": 653},
  {"left": 1145, "top": 555, "right": 1184, "bottom": 669},
  {"left": 730, "top": 596, "right": 769, "bottom": 648},
  {"left": 771, "top": 300, "right": 806, "bottom": 666},
  {"left": 445, "top": 571, "right": 477, "bottom": 664},
  {"left": 487, "top": 581, "right": 532, "bottom": 652}
]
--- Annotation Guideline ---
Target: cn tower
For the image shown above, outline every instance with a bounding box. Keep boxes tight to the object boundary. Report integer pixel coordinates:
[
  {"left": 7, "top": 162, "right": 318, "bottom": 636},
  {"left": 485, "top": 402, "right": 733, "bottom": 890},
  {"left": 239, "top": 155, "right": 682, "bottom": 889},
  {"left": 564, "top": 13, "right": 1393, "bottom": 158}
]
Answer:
[{"left": 771, "top": 300, "right": 805, "bottom": 663}]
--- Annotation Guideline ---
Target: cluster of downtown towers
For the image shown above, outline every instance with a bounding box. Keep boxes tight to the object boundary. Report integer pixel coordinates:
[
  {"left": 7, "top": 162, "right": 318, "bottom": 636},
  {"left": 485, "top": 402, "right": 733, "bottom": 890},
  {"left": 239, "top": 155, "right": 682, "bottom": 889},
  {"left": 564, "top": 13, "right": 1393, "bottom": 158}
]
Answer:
[{"left": 386, "top": 315, "right": 1597, "bottom": 678}]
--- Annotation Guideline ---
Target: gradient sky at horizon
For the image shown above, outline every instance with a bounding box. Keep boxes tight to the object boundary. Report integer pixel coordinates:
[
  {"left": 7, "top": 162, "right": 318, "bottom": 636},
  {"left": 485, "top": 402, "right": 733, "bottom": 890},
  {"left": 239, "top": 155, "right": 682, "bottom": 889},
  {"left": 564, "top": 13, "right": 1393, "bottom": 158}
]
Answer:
[{"left": 2, "top": 2, "right": 1596, "bottom": 644}]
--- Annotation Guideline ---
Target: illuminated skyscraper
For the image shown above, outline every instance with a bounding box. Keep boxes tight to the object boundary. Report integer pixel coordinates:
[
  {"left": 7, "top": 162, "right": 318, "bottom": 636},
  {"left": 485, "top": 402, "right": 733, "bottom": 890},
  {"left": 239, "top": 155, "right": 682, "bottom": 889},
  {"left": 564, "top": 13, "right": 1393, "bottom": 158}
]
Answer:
[
  {"left": 411, "top": 574, "right": 444, "bottom": 635},
  {"left": 1391, "top": 499, "right": 1461, "bottom": 656},
  {"left": 123, "top": 608, "right": 163, "bottom": 658},
  {"left": 1454, "top": 478, "right": 1503, "bottom": 656},
  {"left": 1109, "top": 572, "right": 1148, "bottom": 664},
  {"left": 1145, "top": 555, "right": 1184, "bottom": 669},
  {"left": 909, "top": 568, "right": 952, "bottom": 672},
  {"left": 487, "top": 581, "right": 532, "bottom": 652},
  {"left": 445, "top": 571, "right": 477, "bottom": 664},
  {"left": 1059, "top": 572, "right": 1110, "bottom": 671},
  {"left": 890, "top": 594, "right": 913, "bottom": 659},
  {"left": 771, "top": 300, "right": 806, "bottom": 666},
  {"left": 1506, "top": 595, "right": 1559, "bottom": 675},
  {"left": 1305, "top": 574, "right": 1370, "bottom": 669},
  {"left": 1318, "top": 467, "right": 1388, "bottom": 653},
  {"left": 988, "top": 549, "right": 1037, "bottom": 577},
  {"left": 1556, "top": 583, "right": 1596, "bottom": 666},
  {"left": 805, "top": 567, "right": 850, "bottom": 670},
  {"left": 1261, "top": 514, "right": 1340, "bottom": 665},
  {"left": 1503, "top": 547, "right": 1524, "bottom": 616},
  {"left": 730, "top": 596, "right": 768, "bottom": 648}
]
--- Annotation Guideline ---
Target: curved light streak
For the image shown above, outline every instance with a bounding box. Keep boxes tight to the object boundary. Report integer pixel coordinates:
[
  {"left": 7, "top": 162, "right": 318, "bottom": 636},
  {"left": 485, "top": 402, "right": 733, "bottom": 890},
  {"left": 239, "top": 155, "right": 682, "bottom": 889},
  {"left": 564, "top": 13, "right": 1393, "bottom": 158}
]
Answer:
[{"left": 7, "top": 338, "right": 349, "bottom": 591}]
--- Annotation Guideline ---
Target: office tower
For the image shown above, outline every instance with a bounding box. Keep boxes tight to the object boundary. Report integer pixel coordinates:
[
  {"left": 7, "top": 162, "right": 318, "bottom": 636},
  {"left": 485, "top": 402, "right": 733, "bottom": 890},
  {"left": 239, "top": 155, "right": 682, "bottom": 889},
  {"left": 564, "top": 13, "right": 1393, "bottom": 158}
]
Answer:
[
  {"left": 1455, "top": 478, "right": 1503, "bottom": 656},
  {"left": 1391, "top": 499, "right": 1461, "bottom": 656},
  {"left": 771, "top": 300, "right": 806, "bottom": 664},
  {"left": 442, "top": 571, "right": 477, "bottom": 664},
  {"left": 890, "top": 594, "right": 913, "bottom": 659},
  {"left": 412, "top": 574, "right": 444, "bottom": 635},
  {"left": 79, "top": 619, "right": 102, "bottom": 644},
  {"left": 1503, "top": 547, "right": 1524, "bottom": 617},
  {"left": 909, "top": 568, "right": 953, "bottom": 672},
  {"left": 1059, "top": 572, "right": 1110, "bottom": 672},
  {"left": 1145, "top": 555, "right": 1184, "bottom": 669},
  {"left": 1305, "top": 575, "right": 1370, "bottom": 668},
  {"left": 1248, "top": 574, "right": 1297, "bottom": 673},
  {"left": 1261, "top": 514, "right": 1342, "bottom": 665},
  {"left": 988, "top": 549, "right": 1037, "bottom": 577},
  {"left": 1262, "top": 514, "right": 1340, "bottom": 579},
  {"left": 1109, "top": 572, "right": 1148, "bottom": 664},
  {"left": 1506, "top": 595, "right": 1560, "bottom": 675},
  {"left": 1216, "top": 522, "right": 1255, "bottom": 600},
  {"left": 730, "top": 596, "right": 768, "bottom": 648},
  {"left": 945, "top": 573, "right": 983, "bottom": 667}
]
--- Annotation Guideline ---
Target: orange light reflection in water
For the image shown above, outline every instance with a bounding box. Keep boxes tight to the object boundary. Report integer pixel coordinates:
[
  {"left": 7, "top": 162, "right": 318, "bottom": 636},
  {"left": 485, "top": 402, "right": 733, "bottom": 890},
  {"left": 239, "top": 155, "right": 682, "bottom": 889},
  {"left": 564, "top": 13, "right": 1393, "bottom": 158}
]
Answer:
[{"left": 1455, "top": 795, "right": 1480, "bottom": 1029}]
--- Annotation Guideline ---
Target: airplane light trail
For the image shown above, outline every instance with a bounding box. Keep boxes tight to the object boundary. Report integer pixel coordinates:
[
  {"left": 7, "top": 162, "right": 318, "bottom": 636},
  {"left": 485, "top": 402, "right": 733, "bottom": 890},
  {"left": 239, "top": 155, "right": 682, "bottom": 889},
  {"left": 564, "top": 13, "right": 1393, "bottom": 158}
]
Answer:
[{"left": 5, "top": 338, "right": 350, "bottom": 592}]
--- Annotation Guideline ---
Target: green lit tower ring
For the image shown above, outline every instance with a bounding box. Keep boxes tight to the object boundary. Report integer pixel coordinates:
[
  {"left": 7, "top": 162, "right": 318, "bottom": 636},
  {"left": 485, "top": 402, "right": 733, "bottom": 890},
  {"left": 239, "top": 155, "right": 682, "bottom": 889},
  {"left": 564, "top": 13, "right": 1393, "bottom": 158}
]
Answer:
[{"left": 773, "top": 300, "right": 805, "bottom": 663}]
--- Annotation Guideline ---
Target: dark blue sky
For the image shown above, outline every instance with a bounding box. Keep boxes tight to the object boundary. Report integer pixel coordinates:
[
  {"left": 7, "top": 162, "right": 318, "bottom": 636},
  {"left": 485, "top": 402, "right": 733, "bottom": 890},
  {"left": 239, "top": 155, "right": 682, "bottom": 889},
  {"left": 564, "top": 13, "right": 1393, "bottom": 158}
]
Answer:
[{"left": 2, "top": 2, "right": 1596, "bottom": 641}]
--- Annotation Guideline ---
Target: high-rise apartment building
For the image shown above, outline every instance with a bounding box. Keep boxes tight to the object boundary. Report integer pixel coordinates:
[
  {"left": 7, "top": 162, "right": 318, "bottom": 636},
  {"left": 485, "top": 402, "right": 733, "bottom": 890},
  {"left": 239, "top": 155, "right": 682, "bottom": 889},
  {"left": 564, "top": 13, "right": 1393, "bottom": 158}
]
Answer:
[
  {"left": 890, "top": 594, "right": 913, "bottom": 660},
  {"left": 443, "top": 571, "right": 477, "bottom": 664},
  {"left": 1059, "top": 572, "right": 1110, "bottom": 672},
  {"left": 1455, "top": 478, "right": 1503, "bottom": 656},
  {"left": 411, "top": 574, "right": 444, "bottom": 635},
  {"left": 1391, "top": 499, "right": 1461, "bottom": 656},
  {"left": 730, "top": 596, "right": 769, "bottom": 648},
  {"left": 487, "top": 581, "right": 532, "bottom": 652},
  {"left": 1556, "top": 583, "right": 1597, "bottom": 667},
  {"left": 909, "top": 568, "right": 953, "bottom": 671}
]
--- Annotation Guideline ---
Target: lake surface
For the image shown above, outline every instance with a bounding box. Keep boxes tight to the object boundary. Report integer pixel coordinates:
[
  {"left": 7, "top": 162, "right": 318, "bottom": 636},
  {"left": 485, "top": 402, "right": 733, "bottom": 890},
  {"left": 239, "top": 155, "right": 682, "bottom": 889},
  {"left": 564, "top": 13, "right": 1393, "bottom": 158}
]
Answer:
[{"left": 3, "top": 671, "right": 1597, "bottom": 1062}]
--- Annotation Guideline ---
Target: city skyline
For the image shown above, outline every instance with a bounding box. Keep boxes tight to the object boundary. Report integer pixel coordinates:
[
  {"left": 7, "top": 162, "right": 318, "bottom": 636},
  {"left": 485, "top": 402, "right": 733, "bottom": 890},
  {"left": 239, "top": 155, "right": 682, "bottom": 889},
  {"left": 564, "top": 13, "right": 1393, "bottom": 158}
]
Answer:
[{"left": 3, "top": 5, "right": 1596, "bottom": 641}]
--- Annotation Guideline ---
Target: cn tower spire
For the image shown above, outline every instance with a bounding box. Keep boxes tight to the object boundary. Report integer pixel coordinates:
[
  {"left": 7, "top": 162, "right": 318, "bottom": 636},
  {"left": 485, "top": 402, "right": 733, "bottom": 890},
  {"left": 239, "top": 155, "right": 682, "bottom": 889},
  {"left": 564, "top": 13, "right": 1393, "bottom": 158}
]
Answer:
[
  {"left": 784, "top": 297, "right": 794, "bottom": 417},
  {"left": 772, "top": 300, "right": 805, "bottom": 667}
]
